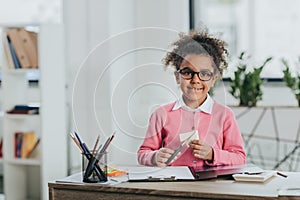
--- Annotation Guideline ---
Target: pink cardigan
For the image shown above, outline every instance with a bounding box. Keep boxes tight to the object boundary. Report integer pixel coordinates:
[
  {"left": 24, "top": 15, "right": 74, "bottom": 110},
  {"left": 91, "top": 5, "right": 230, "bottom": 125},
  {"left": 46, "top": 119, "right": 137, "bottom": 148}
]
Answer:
[{"left": 138, "top": 101, "right": 246, "bottom": 168}]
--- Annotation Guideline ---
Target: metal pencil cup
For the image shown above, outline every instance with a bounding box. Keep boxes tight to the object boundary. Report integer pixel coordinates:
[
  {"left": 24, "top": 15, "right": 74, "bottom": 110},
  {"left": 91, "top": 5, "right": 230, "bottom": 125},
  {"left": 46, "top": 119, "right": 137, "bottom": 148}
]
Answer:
[{"left": 82, "top": 151, "right": 108, "bottom": 183}]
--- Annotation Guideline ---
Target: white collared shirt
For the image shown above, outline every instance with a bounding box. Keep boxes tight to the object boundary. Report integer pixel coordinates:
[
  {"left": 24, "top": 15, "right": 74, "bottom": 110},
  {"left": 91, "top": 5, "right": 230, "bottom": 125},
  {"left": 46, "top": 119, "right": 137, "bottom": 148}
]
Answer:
[{"left": 172, "top": 94, "right": 214, "bottom": 114}]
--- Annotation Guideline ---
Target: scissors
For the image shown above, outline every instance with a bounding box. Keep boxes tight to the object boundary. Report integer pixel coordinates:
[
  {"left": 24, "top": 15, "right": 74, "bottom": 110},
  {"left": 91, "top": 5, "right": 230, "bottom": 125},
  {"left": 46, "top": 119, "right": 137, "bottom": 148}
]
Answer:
[{"left": 165, "top": 131, "right": 197, "bottom": 164}]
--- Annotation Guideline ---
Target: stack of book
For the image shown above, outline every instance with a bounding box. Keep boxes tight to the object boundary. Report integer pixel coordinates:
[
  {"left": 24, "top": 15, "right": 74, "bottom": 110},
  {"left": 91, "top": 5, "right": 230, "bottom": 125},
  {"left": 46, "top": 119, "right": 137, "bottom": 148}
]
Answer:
[
  {"left": 7, "top": 104, "right": 39, "bottom": 115},
  {"left": 14, "top": 131, "right": 40, "bottom": 158},
  {"left": 232, "top": 170, "right": 277, "bottom": 182},
  {"left": 2, "top": 27, "right": 38, "bottom": 69}
]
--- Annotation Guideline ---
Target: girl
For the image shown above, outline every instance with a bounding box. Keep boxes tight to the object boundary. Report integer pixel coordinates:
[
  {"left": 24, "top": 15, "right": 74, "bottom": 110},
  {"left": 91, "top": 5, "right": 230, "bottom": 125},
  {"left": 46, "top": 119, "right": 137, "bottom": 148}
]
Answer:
[{"left": 138, "top": 30, "right": 246, "bottom": 168}]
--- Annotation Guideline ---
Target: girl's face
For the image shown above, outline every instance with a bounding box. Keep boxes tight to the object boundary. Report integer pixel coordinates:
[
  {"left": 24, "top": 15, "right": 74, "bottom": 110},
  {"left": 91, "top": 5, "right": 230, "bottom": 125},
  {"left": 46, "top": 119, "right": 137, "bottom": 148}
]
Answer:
[{"left": 174, "top": 54, "right": 218, "bottom": 109}]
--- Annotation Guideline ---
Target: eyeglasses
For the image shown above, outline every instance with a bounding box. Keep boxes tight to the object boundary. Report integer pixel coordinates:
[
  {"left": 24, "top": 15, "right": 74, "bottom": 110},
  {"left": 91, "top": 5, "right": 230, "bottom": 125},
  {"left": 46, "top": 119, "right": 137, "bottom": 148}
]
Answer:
[{"left": 177, "top": 67, "right": 214, "bottom": 81}]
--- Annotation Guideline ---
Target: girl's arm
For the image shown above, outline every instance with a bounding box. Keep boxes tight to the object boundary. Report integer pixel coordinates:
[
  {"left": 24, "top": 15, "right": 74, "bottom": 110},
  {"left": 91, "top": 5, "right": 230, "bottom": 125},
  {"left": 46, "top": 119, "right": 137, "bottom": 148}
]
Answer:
[
  {"left": 137, "top": 108, "right": 166, "bottom": 166},
  {"left": 205, "top": 108, "right": 246, "bottom": 166}
]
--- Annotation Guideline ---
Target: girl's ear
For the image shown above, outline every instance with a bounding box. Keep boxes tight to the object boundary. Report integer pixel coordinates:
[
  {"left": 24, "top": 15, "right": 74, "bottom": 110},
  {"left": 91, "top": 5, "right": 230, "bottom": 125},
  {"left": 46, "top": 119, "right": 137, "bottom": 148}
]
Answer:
[
  {"left": 213, "top": 74, "right": 218, "bottom": 81},
  {"left": 211, "top": 74, "right": 218, "bottom": 87},
  {"left": 174, "top": 71, "right": 180, "bottom": 84}
]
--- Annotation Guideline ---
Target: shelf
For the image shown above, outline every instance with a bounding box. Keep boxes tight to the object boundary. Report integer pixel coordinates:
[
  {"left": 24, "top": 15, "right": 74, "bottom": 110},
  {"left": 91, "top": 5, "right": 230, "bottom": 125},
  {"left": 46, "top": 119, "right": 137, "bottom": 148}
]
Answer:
[
  {"left": 5, "top": 158, "right": 40, "bottom": 166},
  {"left": 4, "top": 113, "right": 39, "bottom": 120},
  {"left": 1, "top": 24, "right": 67, "bottom": 200},
  {"left": 1, "top": 69, "right": 39, "bottom": 82},
  {"left": 2, "top": 69, "right": 37, "bottom": 74}
]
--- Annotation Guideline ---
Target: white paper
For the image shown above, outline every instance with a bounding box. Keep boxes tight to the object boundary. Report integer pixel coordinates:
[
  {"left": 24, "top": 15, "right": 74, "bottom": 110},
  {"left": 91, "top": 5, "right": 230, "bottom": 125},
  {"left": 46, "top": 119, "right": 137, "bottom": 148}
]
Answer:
[
  {"left": 278, "top": 188, "right": 300, "bottom": 196},
  {"left": 179, "top": 130, "right": 199, "bottom": 146},
  {"left": 127, "top": 166, "right": 195, "bottom": 181},
  {"left": 55, "top": 172, "right": 128, "bottom": 185}
]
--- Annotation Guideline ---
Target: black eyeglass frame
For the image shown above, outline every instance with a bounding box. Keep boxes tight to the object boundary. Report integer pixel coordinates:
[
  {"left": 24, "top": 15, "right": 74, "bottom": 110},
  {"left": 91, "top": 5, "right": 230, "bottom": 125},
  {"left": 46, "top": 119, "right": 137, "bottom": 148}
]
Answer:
[{"left": 177, "top": 67, "right": 215, "bottom": 81}]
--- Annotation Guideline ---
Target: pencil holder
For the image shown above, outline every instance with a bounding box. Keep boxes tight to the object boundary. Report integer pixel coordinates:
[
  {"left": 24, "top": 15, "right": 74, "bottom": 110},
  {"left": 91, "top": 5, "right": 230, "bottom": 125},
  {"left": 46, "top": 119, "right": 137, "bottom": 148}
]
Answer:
[{"left": 82, "top": 151, "right": 108, "bottom": 183}]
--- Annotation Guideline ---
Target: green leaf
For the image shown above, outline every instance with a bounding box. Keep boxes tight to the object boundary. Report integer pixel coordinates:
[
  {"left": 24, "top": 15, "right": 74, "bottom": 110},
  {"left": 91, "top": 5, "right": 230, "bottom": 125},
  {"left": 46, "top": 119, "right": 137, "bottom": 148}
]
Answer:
[
  {"left": 229, "top": 52, "right": 270, "bottom": 106},
  {"left": 281, "top": 58, "right": 300, "bottom": 106}
]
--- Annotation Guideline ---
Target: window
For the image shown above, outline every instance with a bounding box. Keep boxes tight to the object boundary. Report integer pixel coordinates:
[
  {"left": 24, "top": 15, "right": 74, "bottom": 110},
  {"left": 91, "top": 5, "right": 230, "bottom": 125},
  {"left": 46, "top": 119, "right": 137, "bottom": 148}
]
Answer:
[{"left": 190, "top": 0, "right": 300, "bottom": 79}]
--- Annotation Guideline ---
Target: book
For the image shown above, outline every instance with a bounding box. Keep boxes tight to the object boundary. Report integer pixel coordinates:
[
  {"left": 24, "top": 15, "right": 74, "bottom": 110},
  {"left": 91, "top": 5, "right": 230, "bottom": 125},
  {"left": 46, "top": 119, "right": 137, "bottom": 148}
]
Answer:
[
  {"left": 14, "top": 131, "right": 39, "bottom": 158},
  {"left": 7, "top": 35, "right": 22, "bottom": 69},
  {"left": 6, "top": 104, "right": 39, "bottom": 115},
  {"left": 2, "top": 30, "right": 15, "bottom": 69},
  {"left": 21, "top": 131, "right": 36, "bottom": 158},
  {"left": 232, "top": 170, "right": 277, "bottom": 182},
  {"left": 14, "top": 132, "right": 23, "bottom": 158},
  {"left": 7, "top": 28, "right": 38, "bottom": 69},
  {"left": 28, "top": 30, "right": 38, "bottom": 68},
  {"left": 24, "top": 138, "right": 40, "bottom": 158},
  {"left": 7, "top": 109, "right": 39, "bottom": 115},
  {"left": 14, "top": 104, "right": 40, "bottom": 110}
]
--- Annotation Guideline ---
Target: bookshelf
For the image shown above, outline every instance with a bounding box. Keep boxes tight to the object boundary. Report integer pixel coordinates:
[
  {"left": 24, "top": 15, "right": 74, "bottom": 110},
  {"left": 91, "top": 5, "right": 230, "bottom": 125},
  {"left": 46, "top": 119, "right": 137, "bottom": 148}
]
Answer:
[{"left": 1, "top": 24, "right": 67, "bottom": 200}]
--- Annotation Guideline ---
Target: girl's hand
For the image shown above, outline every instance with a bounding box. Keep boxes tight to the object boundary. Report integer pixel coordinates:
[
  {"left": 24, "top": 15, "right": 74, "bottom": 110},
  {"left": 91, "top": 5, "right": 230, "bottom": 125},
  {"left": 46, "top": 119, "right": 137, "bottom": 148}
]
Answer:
[
  {"left": 152, "top": 148, "right": 174, "bottom": 167},
  {"left": 190, "top": 140, "right": 213, "bottom": 162}
]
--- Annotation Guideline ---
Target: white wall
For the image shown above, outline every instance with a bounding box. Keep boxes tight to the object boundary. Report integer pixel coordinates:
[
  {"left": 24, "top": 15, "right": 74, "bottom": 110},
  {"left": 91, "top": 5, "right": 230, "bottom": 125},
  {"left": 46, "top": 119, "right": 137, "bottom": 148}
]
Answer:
[{"left": 0, "top": 0, "right": 61, "bottom": 24}]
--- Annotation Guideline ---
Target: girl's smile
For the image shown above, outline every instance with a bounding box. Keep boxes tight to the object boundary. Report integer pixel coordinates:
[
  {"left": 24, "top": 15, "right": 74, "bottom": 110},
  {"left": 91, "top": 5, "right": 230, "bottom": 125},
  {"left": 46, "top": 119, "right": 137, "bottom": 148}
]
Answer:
[{"left": 187, "top": 86, "right": 204, "bottom": 92}]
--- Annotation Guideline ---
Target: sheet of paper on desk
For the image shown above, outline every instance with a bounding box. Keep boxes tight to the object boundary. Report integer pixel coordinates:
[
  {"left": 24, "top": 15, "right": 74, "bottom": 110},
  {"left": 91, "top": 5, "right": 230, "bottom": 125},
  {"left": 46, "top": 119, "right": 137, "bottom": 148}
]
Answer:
[
  {"left": 127, "top": 166, "right": 195, "bottom": 181},
  {"left": 56, "top": 173, "right": 98, "bottom": 184},
  {"left": 56, "top": 172, "right": 128, "bottom": 185},
  {"left": 278, "top": 188, "right": 300, "bottom": 196}
]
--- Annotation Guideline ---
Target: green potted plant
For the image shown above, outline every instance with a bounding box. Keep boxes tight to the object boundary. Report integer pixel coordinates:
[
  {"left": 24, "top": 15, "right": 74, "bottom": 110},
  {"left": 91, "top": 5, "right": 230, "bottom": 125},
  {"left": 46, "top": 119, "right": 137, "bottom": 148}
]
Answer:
[
  {"left": 229, "top": 52, "right": 272, "bottom": 107},
  {"left": 282, "top": 58, "right": 300, "bottom": 107}
]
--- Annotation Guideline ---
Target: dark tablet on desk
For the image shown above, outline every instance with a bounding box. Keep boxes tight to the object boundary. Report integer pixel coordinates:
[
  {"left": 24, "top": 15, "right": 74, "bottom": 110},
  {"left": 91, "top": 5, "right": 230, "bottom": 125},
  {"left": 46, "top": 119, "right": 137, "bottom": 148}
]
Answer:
[{"left": 190, "top": 164, "right": 263, "bottom": 180}]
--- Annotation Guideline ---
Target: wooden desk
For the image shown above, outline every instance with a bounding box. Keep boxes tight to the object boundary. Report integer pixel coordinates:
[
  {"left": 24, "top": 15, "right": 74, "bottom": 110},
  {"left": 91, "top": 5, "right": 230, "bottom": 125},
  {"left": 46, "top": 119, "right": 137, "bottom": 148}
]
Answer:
[{"left": 49, "top": 172, "right": 300, "bottom": 200}]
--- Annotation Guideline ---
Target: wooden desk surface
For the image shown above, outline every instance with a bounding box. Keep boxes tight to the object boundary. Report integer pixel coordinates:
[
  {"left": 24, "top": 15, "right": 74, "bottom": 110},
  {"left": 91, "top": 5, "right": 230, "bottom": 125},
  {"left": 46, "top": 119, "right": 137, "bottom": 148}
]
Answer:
[{"left": 49, "top": 172, "right": 300, "bottom": 200}]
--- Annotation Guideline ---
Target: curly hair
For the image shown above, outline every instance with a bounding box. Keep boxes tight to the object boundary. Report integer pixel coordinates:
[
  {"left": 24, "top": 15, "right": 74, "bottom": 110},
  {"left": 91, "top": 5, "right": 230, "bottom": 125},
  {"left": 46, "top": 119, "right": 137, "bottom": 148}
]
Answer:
[{"left": 162, "top": 30, "right": 229, "bottom": 76}]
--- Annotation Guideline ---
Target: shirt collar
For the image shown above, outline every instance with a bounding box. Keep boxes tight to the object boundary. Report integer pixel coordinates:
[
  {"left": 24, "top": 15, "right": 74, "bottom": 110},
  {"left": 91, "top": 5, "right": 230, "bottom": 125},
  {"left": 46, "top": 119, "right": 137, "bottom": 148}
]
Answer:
[{"left": 172, "top": 94, "right": 214, "bottom": 114}]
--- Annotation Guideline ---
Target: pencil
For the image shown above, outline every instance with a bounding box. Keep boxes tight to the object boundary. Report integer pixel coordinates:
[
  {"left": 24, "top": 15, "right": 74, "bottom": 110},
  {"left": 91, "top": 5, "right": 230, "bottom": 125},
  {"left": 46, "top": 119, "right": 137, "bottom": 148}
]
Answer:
[
  {"left": 69, "top": 132, "right": 83, "bottom": 152},
  {"left": 277, "top": 171, "right": 288, "bottom": 178},
  {"left": 109, "top": 131, "right": 116, "bottom": 143},
  {"left": 92, "top": 135, "right": 100, "bottom": 156},
  {"left": 96, "top": 131, "right": 116, "bottom": 162},
  {"left": 74, "top": 131, "right": 90, "bottom": 153}
]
